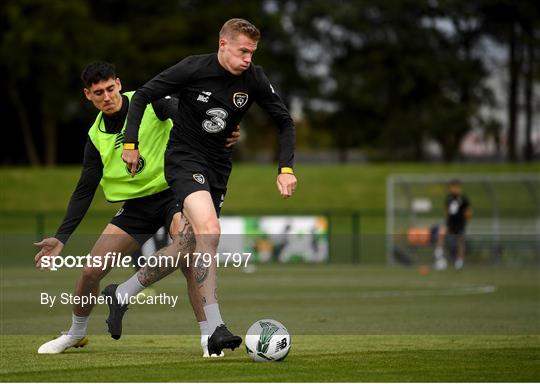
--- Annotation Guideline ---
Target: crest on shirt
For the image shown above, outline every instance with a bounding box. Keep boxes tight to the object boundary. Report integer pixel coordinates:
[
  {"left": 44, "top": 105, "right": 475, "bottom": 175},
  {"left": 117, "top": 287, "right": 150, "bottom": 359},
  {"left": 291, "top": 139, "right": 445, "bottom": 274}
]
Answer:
[
  {"left": 125, "top": 155, "right": 145, "bottom": 175},
  {"left": 233, "top": 92, "right": 249, "bottom": 108},
  {"left": 193, "top": 173, "right": 205, "bottom": 184}
]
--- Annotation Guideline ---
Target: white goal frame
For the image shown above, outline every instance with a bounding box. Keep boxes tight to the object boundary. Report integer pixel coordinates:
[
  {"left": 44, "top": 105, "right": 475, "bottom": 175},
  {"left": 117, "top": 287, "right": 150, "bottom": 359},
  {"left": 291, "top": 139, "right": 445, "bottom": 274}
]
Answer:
[{"left": 386, "top": 173, "right": 540, "bottom": 264}]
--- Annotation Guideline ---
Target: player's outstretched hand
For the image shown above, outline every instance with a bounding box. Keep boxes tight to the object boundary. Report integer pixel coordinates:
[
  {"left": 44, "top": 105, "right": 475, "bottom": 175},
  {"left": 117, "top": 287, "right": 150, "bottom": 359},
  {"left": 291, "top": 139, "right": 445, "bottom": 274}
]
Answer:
[
  {"left": 122, "top": 149, "right": 140, "bottom": 177},
  {"left": 225, "top": 125, "right": 241, "bottom": 148},
  {"left": 34, "top": 237, "right": 64, "bottom": 270},
  {"left": 276, "top": 173, "right": 297, "bottom": 199}
]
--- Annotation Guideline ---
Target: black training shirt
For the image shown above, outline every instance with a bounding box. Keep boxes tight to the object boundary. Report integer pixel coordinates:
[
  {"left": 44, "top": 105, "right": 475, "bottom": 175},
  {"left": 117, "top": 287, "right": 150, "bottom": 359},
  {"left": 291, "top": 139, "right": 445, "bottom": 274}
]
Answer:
[
  {"left": 125, "top": 53, "right": 295, "bottom": 168},
  {"left": 445, "top": 193, "right": 471, "bottom": 230}
]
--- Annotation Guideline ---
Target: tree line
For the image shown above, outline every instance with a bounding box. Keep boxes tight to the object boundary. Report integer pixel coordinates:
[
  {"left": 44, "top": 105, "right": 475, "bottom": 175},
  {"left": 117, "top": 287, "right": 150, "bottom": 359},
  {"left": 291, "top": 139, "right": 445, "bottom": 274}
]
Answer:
[{"left": 1, "top": 0, "right": 538, "bottom": 165}]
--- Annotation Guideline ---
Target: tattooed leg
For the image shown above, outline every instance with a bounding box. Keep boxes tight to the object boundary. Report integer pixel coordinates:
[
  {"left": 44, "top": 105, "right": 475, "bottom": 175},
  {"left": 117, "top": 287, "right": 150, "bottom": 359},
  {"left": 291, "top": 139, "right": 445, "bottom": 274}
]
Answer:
[
  {"left": 135, "top": 213, "right": 207, "bottom": 323},
  {"left": 182, "top": 191, "right": 221, "bottom": 307},
  {"left": 172, "top": 213, "right": 206, "bottom": 322},
  {"left": 190, "top": 232, "right": 219, "bottom": 306},
  {"left": 136, "top": 214, "right": 195, "bottom": 286}
]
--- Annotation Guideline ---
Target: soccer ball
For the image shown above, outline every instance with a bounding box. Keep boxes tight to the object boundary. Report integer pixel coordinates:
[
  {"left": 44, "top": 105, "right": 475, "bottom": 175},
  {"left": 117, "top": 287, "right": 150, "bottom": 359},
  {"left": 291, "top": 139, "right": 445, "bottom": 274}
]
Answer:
[{"left": 245, "top": 319, "right": 291, "bottom": 362}]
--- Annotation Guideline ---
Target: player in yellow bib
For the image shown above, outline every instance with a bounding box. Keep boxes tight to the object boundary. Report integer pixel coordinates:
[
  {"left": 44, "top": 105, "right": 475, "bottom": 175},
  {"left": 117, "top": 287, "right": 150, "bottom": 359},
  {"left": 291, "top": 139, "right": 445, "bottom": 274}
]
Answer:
[{"left": 34, "top": 61, "right": 239, "bottom": 356}]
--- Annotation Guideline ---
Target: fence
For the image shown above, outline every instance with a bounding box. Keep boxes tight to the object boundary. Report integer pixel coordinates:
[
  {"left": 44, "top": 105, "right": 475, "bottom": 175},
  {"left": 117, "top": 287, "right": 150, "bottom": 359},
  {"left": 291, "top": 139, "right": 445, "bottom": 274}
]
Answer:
[{"left": 0, "top": 210, "right": 374, "bottom": 264}]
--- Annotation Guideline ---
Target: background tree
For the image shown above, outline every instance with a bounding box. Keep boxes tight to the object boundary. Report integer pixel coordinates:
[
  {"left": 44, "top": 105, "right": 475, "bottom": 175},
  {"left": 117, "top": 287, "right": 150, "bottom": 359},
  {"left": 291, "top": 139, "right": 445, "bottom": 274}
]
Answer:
[
  {"left": 479, "top": 0, "right": 540, "bottom": 162},
  {"left": 1, "top": 0, "right": 538, "bottom": 165},
  {"left": 1, "top": 0, "right": 116, "bottom": 165},
  {"left": 286, "top": 0, "right": 495, "bottom": 161}
]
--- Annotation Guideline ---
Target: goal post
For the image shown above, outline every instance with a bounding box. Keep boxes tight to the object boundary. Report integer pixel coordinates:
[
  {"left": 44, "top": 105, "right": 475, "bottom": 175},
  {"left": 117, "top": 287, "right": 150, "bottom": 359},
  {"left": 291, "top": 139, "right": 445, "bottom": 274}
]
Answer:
[{"left": 386, "top": 173, "right": 540, "bottom": 265}]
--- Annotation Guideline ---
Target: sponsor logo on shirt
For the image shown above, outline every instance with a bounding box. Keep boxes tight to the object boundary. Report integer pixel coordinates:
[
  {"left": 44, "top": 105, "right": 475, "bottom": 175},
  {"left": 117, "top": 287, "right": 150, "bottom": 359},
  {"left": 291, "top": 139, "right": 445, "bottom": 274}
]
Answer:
[
  {"left": 202, "top": 108, "right": 228, "bottom": 133},
  {"left": 197, "top": 90, "right": 212, "bottom": 103},
  {"left": 448, "top": 200, "right": 460, "bottom": 215},
  {"left": 197, "top": 95, "right": 209, "bottom": 103}
]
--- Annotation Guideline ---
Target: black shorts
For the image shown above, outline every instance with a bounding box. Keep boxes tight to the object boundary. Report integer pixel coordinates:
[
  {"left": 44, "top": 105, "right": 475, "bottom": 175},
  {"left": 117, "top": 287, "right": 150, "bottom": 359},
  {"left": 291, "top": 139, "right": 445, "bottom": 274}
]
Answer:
[
  {"left": 110, "top": 188, "right": 181, "bottom": 245},
  {"left": 447, "top": 225, "right": 466, "bottom": 235},
  {"left": 164, "top": 144, "right": 231, "bottom": 217}
]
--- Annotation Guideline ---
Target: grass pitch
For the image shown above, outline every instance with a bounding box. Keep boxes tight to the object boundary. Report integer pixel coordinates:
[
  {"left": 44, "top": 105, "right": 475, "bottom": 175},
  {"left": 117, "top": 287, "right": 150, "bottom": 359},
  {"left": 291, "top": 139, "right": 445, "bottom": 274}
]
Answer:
[
  {"left": 1, "top": 265, "right": 539, "bottom": 382},
  {"left": 1, "top": 335, "right": 538, "bottom": 382},
  {"left": 1, "top": 164, "right": 539, "bottom": 380}
]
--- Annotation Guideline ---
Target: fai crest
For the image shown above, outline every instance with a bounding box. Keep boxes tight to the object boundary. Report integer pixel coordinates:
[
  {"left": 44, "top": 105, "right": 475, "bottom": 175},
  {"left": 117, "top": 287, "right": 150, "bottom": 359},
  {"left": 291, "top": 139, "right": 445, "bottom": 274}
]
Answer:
[
  {"left": 233, "top": 92, "right": 249, "bottom": 108},
  {"left": 193, "top": 173, "right": 205, "bottom": 184},
  {"left": 125, "top": 155, "right": 145, "bottom": 175}
]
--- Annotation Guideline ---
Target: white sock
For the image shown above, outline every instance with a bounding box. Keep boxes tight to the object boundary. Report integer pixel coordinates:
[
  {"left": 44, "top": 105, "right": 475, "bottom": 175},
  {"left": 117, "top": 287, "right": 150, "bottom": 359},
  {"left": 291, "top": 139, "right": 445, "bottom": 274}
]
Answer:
[
  {"left": 203, "top": 304, "right": 224, "bottom": 335},
  {"left": 434, "top": 247, "right": 444, "bottom": 260},
  {"left": 67, "top": 313, "right": 89, "bottom": 338},
  {"left": 115, "top": 273, "right": 145, "bottom": 302},
  {"left": 199, "top": 320, "right": 209, "bottom": 344}
]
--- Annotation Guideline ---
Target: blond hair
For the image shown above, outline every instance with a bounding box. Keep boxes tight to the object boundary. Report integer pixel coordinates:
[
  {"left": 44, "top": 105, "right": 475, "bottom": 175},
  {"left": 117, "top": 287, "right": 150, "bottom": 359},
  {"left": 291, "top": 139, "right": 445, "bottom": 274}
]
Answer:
[{"left": 220, "top": 18, "right": 260, "bottom": 41}]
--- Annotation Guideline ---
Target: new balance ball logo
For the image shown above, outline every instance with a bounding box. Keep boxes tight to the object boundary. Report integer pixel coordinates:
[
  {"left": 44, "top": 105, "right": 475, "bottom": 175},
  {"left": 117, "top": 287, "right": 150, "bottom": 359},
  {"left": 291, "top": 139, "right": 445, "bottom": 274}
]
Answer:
[
  {"left": 193, "top": 173, "right": 205, "bottom": 184},
  {"left": 276, "top": 338, "right": 287, "bottom": 351}
]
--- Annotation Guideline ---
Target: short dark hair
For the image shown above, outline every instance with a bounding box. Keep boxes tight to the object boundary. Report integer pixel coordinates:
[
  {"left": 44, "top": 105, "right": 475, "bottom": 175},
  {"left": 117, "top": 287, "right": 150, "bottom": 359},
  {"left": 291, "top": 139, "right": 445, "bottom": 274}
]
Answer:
[
  {"left": 81, "top": 61, "right": 116, "bottom": 88},
  {"left": 219, "top": 18, "right": 260, "bottom": 41},
  {"left": 449, "top": 178, "right": 461, "bottom": 186}
]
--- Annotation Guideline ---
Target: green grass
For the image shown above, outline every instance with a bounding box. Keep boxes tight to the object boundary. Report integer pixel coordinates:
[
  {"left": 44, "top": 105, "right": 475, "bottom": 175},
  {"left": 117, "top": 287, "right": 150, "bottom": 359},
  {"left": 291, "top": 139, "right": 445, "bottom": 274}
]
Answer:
[
  {"left": 1, "top": 335, "right": 538, "bottom": 382},
  {"left": 1, "top": 265, "right": 539, "bottom": 381},
  {"left": 1, "top": 163, "right": 538, "bottom": 263},
  {"left": 1, "top": 164, "right": 539, "bottom": 380},
  {"left": 2, "top": 163, "right": 539, "bottom": 214}
]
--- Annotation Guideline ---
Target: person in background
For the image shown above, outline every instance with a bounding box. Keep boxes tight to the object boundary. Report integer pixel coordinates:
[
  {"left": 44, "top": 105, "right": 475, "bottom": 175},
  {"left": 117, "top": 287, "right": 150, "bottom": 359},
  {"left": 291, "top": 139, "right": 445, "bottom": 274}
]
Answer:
[{"left": 434, "top": 179, "right": 472, "bottom": 270}]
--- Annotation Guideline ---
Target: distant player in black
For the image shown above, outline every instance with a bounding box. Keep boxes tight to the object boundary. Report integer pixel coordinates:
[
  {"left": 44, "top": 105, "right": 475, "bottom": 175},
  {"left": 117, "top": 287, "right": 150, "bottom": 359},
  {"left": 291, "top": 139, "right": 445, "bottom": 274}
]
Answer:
[
  {"left": 434, "top": 179, "right": 472, "bottom": 270},
  {"left": 120, "top": 18, "right": 297, "bottom": 355}
]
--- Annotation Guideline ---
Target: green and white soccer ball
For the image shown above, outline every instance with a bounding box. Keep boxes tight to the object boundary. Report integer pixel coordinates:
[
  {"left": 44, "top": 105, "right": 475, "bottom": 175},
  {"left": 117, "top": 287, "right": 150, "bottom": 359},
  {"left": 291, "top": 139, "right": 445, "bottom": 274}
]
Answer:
[{"left": 245, "top": 319, "right": 291, "bottom": 362}]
